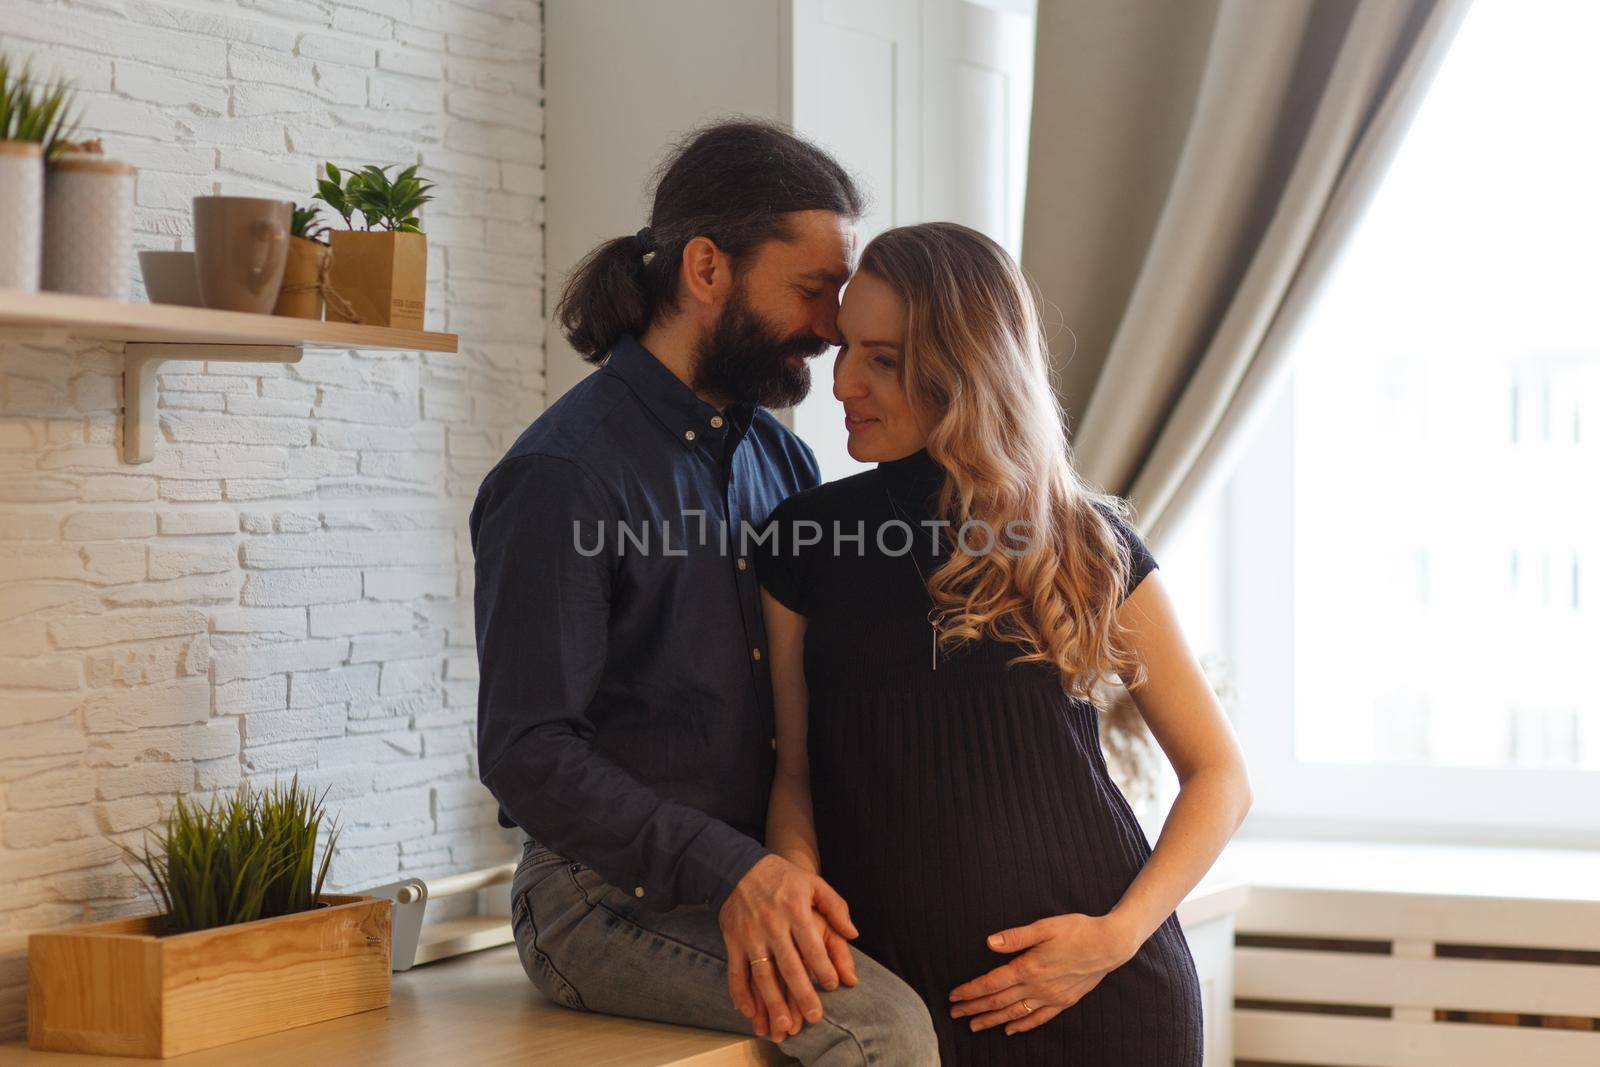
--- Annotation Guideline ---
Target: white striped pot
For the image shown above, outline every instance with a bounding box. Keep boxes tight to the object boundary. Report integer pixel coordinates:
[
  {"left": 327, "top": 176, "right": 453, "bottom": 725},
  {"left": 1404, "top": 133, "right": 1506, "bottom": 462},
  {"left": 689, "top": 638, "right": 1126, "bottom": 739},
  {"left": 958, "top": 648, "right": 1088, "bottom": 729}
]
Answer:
[
  {"left": 43, "top": 153, "right": 137, "bottom": 300},
  {"left": 0, "top": 141, "right": 44, "bottom": 292}
]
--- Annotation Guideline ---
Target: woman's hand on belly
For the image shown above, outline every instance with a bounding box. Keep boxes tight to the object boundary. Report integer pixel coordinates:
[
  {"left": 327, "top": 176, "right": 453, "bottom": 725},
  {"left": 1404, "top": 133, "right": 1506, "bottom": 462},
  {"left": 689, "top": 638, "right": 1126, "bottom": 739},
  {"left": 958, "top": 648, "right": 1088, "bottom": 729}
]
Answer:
[{"left": 947, "top": 912, "right": 1139, "bottom": 1036}]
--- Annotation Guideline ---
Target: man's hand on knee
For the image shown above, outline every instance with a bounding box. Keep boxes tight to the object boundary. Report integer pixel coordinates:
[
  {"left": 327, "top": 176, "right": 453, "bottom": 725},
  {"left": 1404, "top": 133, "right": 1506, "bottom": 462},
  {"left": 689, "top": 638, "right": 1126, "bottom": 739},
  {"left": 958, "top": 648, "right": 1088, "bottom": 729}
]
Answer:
[{"left": 719, "top": 854, "right": 861, "bottom": 1041}]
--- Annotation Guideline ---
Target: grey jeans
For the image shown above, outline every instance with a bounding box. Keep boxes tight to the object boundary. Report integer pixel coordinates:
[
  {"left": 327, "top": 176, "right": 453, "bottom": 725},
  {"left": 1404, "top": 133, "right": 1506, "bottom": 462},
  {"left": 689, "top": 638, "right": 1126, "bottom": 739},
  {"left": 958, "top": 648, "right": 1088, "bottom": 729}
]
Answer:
[{"left": 509, "top": 838, "right": 939, "bottom": 1065}]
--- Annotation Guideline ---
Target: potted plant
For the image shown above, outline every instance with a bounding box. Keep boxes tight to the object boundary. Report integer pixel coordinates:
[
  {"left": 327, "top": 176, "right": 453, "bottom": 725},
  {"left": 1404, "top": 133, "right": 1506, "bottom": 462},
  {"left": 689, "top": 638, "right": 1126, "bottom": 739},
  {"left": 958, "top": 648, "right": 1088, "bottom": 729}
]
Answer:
[
  {"left": 0, "top": 54, "right": 78, "bottom": 292},
  {"left": 272, "top": 202, "right": 332, "bottom": 320},
  {"left": 27, "top": 775, "right": 391, "bottom": 1059},
  {"left": 314, "top": 161, "right": 434, "bottom": 330}
]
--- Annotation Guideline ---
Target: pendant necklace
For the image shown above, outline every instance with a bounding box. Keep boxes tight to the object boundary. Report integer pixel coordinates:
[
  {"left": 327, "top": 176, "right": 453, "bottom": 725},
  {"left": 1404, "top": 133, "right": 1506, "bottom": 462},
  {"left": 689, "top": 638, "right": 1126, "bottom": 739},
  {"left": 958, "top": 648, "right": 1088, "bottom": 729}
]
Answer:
[{"left": 882, "top": 479, "right": 944, "bottom": 670}]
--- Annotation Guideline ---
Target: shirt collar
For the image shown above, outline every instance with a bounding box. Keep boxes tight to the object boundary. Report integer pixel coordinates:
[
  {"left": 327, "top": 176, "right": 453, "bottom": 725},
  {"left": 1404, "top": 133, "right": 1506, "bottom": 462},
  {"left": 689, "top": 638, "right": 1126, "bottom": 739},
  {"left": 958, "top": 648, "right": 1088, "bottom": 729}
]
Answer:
[{"left": 603, "top": 333, "right": 755, "bottom": 452}]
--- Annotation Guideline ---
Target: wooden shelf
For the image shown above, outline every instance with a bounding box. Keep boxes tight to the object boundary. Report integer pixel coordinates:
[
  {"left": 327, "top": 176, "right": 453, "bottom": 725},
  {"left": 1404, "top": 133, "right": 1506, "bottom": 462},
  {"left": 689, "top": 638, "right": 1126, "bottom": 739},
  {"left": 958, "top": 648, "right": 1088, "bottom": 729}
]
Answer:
[
  {"left": 0, "top": 289, "right": 457, "bottom": 352},
  {"left": 0, "top": 290, "right": 458, "bottom": 463}
]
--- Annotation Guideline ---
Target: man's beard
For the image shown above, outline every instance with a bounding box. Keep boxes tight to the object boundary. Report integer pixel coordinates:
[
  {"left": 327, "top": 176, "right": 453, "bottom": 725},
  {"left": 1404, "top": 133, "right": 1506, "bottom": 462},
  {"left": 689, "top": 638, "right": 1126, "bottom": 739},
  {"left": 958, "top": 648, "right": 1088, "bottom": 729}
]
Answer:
[{"left": 691, "top": 280, "right": 829, "bottom": 409}]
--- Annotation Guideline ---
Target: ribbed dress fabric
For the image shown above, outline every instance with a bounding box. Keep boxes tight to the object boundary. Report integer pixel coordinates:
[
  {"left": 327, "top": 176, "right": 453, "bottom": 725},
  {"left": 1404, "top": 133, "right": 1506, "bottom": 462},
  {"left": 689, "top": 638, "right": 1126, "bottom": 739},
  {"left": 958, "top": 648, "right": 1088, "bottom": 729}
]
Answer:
[{"left": 755, "top": 448, "right": 1204, "bottom": 1066}]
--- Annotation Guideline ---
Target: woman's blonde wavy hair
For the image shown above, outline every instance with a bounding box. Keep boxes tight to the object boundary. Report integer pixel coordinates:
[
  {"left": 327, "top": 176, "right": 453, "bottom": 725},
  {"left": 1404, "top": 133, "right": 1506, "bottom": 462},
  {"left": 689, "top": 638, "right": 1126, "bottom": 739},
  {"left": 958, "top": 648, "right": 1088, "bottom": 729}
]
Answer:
[{"left": 857, "top": 222, "right": 1150, "bottom": 704}]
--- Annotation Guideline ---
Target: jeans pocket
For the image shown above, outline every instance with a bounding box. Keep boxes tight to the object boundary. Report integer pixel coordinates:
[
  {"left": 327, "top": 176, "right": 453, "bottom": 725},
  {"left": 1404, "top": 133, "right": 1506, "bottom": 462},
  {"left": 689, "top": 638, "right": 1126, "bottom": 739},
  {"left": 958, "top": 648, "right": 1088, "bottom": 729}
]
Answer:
[
  {"left": 517, "top": 838, "right": 570, "bottom": 879},
  {"left": 566, "top": 860, "right": 621, "bottom": 908},
  {"left": 512, "top": 884, "right": 589, "bottom": 1012}
]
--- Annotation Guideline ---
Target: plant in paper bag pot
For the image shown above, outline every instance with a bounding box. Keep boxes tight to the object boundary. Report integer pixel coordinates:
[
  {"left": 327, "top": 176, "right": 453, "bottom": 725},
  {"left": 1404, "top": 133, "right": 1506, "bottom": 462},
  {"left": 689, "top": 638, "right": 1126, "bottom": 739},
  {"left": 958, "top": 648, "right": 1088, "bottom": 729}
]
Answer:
[
  {"left": 272, "top": 203, "right": 332, "bottom": 320},
  {"left": 315, "top": 161, "right": 433, "bottom": 330},
  {"left": 27, "top": 775, "right": 392, "bottom": 1059}
]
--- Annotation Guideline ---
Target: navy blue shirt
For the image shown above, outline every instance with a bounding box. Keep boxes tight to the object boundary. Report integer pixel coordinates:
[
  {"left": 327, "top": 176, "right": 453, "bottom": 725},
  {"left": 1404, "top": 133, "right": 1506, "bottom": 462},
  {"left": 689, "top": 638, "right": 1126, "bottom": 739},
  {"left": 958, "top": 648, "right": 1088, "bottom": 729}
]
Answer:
[{"left": 471, "top": 334, "right": 822, "bottom": 913}]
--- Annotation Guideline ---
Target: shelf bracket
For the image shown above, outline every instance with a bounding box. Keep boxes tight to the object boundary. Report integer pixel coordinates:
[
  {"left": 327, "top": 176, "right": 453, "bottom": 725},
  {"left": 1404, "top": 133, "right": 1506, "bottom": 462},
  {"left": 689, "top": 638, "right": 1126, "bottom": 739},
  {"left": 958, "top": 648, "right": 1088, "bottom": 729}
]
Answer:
[{"left": 122, "top": 342, "right": 304, "bottom": 464}]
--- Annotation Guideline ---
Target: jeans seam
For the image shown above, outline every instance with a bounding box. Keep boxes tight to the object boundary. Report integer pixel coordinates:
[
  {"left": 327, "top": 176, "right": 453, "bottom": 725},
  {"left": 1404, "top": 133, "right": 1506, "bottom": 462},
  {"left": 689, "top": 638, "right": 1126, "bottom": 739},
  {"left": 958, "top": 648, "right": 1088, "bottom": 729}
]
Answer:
[
  {"left": 517, "top": 885, "right": 588, "bottom": 1011},
  {"left": 748, "top": 1006, "right": 873, "bottom": 1061},
  {"left": 564, "top": 867, "right": 875, "bottom": 1061},
  {"left": 591, "top": 898, "right": 873, "bottom": 1062},
  {"left": 566, "top": 864, "right": 729, "bottom": 968},
  {"left": 560, "top": 870, "right": 888, "bottom": 1061},
  {"left": 796, "top": 1014, "right": 871, "bottom": 1063}
]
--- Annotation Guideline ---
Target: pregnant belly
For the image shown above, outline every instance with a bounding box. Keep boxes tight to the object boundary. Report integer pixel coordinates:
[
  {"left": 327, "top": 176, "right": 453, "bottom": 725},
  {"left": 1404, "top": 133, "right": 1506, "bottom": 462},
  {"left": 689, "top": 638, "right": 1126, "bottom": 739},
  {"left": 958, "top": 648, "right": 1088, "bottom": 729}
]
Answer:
[
  {"left": 807, "top": 688, "right": 1151, "bottom": 923},
  {"left": 811, "top": 768, "right": 1148, "bottom": 989}
]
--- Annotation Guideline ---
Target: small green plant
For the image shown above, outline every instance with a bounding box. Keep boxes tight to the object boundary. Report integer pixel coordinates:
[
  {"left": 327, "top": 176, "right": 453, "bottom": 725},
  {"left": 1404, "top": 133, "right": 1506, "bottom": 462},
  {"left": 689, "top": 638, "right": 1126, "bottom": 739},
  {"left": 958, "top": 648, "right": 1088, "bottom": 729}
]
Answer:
[
  {"left": 314, "top": 163, "right": 358, "bottom": 229},
  {"left": 118, "top": 774, "right": 342, "bottom": 936},
  {"left": 314, "top": 162, "right": 434, "bottom": 233},
  {"left": 0, "top": 54, "right": 80, "bottom": 163},
  {"left": 290, "top": 203, "right": 329, "bottom": 243}
]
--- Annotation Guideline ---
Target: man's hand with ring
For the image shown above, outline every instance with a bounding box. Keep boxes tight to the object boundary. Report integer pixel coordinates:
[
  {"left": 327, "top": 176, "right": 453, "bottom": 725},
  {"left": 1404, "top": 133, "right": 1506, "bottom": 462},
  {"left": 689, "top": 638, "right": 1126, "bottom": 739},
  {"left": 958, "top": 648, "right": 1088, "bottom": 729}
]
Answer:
[
  {"left": 743, "top": 954, "right": 800, "bottom": 1040},
  {"left": 719, "top": 854, "right": 860, "bottom": 1040}
]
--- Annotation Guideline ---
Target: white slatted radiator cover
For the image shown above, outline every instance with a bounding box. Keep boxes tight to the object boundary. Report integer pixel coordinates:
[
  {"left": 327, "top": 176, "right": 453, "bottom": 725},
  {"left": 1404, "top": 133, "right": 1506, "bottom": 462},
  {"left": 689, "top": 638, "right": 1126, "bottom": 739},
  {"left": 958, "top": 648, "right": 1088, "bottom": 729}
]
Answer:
[{"left": 1232, "top": 886, "right": 1600, "bottom": 1066}]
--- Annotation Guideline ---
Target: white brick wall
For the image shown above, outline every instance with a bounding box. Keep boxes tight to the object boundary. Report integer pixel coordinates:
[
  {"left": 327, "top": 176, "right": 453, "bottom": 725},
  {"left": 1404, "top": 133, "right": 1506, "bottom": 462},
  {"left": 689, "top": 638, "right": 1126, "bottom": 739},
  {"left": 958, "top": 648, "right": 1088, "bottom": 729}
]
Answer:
[{"left": 0, "top": 0, "right": 543, "bottom": 1039}]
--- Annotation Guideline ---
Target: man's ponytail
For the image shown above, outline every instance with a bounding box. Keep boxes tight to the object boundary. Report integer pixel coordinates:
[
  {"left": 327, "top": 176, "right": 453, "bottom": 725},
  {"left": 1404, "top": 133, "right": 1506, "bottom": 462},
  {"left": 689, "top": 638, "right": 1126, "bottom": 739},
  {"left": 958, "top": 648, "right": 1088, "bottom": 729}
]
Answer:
[{"left": 555, "top": 234, "right": 651, "bottom": 363}]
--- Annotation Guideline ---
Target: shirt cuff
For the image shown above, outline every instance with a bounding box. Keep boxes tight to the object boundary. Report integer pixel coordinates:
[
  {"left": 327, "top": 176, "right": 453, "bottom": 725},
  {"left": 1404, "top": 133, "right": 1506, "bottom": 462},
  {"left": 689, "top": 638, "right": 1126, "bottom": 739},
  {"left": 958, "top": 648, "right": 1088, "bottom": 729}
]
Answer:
[{"left": 700, "top": 833, "right": 775, "bottom": 916}]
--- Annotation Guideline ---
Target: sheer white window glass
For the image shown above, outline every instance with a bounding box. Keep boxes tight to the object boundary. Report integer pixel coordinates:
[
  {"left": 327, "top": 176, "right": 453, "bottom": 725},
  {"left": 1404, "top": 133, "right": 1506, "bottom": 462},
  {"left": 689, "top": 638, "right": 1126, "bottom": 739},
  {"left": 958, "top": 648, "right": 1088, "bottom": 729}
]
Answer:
[{"left": 1156, "top": 0, "right": 1600, "bottom": 845}]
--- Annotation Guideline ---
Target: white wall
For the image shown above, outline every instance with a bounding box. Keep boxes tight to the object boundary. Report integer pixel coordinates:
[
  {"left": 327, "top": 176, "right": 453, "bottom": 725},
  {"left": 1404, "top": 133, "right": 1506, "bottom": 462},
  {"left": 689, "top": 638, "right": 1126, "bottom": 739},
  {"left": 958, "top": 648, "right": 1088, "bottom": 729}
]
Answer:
[
  {"left": 787, "top": 0, "right": 1036, "bottom": 482},
  {"left": 543, "top": 0, "right": 1035, "bottom": 483},
  {"left": 0, "top": 0, "right": 543, "bottom": 1040},
  {"left": 542, "top": 0, "right": 787, "bottom": 405}
]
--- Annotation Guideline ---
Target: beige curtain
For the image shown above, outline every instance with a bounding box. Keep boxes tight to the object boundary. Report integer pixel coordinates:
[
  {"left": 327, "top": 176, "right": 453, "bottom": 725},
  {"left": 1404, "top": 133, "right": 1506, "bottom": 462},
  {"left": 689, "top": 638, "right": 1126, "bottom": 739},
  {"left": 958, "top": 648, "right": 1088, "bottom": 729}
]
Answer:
[{"left": 1023, "top": 0, "right": 1474, "bottom": 553}]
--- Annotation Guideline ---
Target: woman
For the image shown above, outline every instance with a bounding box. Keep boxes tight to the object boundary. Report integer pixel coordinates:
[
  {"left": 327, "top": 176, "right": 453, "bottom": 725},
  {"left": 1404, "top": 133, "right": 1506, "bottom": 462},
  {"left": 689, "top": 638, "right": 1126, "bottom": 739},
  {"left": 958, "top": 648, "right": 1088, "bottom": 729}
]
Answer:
[{"left": 753, "top": 222, "right": 1252, "bottom": 1064}]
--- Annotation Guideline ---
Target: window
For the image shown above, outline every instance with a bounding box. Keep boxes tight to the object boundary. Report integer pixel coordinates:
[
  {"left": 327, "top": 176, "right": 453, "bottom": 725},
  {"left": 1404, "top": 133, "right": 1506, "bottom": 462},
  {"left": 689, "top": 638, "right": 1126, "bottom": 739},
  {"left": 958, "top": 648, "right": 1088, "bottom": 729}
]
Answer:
[{"left": 1162, "top": 0, "right": 1600, "bottom": 844}]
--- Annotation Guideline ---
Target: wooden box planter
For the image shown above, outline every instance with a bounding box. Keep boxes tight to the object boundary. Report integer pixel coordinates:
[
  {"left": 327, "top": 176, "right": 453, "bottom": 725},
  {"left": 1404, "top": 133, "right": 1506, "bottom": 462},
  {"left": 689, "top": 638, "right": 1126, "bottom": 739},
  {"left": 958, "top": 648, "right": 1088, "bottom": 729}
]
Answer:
[
  {"left": 27, "top": 894, "right": 392, "bottom": 1059},
  {"left": 325, "top": 230, "right": 426, "bottom": 330}
]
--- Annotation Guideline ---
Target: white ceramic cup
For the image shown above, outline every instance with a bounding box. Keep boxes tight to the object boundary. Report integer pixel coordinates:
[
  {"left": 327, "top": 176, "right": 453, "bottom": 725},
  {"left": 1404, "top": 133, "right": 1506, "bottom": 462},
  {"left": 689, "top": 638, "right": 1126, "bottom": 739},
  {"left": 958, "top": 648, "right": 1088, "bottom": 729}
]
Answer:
[
  {"left": 0, "top": 141, "right": 44, "bottom": 292},
  {"left": 138, "top": 251, "right": 203, "bottom": 307},
  {"left": 43, "top": 153, "right": 137, "bottom": 300}
]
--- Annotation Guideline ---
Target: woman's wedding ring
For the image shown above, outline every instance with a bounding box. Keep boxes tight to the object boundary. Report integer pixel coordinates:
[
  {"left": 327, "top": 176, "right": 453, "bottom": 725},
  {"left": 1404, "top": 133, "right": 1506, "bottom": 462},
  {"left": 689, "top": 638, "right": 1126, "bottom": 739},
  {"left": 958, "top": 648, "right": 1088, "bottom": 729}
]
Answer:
[
  {"left": 749, "top": 955, "right": 772, "bottom": 968},
  {"left": 1021, "top": 1000, "right": 1034, "bottom": 1014}
]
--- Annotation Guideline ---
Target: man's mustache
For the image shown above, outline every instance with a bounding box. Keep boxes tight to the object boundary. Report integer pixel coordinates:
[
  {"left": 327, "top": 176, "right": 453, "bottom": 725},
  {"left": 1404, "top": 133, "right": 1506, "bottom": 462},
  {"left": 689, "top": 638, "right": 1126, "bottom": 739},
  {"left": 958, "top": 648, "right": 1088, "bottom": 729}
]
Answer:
[{"left": 775, "top": 333, "right": 830, "bottom": 361}]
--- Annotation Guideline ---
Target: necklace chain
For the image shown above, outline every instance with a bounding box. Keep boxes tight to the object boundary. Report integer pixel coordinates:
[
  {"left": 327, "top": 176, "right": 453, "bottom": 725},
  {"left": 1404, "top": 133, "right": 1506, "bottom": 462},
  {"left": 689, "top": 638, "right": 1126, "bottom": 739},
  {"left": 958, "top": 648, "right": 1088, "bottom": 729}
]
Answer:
[{"left": 882, "top": 476, "right": 943, "bottom": 670}]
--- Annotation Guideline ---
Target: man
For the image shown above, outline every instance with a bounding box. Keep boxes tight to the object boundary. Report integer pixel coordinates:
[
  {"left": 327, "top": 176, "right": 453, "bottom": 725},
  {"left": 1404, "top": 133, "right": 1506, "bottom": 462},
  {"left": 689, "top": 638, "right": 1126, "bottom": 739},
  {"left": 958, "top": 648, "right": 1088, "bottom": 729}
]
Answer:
[{"left": 471, "top": 120, "right": 939, "bottom": 1064}]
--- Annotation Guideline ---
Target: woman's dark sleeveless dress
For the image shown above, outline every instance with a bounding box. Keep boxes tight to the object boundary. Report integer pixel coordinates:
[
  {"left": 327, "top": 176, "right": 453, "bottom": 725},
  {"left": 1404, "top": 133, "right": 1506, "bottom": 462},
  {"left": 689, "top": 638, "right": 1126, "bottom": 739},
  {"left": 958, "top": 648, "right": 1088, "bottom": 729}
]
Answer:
[{"left": 754, "top": 447, "right": 1204, "bottom": 1066}]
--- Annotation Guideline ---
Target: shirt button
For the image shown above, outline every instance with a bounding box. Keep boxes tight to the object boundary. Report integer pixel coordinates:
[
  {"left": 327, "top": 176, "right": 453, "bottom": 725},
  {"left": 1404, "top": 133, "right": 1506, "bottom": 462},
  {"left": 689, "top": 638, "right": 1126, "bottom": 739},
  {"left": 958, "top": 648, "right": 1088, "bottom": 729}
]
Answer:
[
  {"left": 634, "top": 885, "right": 645, "bottom": 898},
  {"left": 751, "top": 647, "right": 762, "bottom": 661},
  {"left": 737, "top": 558, "right": 748, "bottom": 571},
  {"left": 710, "top": 415, "right": 724, "bottom": 429},
  {"left": 683, "top": 429, "right": 696, "bottom": 442}
]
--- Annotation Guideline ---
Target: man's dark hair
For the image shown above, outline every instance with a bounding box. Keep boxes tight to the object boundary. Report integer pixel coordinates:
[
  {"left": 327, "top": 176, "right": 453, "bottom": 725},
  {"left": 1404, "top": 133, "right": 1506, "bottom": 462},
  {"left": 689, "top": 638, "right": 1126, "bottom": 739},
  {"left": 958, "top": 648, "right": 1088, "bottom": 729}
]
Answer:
[{"left": 555, "top": 118, "right": 865, "bottom": 363}]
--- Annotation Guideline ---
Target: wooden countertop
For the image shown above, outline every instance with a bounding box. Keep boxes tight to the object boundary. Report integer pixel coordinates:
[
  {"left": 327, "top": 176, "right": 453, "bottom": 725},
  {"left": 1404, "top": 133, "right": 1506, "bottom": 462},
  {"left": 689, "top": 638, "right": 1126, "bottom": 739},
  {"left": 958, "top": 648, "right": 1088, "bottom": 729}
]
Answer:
[
  {"left": 0, "top": 946, "right": 789, "bottom": 1067},
  {"left": 0, "top": 882, "right": 1250, "bottom": 1065}
]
